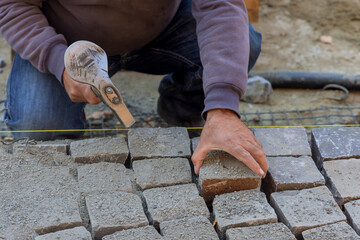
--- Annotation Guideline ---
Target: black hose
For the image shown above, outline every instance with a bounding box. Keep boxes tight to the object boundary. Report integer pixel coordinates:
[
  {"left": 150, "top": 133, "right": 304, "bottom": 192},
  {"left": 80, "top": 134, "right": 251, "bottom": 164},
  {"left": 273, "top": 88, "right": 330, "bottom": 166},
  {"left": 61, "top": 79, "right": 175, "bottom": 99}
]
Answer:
[{"left": 249, "top": 71, "right": 360, "bottom": 90}]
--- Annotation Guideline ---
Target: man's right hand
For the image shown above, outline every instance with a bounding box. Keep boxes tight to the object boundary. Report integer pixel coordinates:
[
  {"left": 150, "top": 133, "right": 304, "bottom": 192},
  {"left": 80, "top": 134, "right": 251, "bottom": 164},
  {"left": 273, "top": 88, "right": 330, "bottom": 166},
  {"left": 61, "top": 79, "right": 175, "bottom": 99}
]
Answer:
[{"left": 62, "top": 69, "right": 101, "bottom": 104}]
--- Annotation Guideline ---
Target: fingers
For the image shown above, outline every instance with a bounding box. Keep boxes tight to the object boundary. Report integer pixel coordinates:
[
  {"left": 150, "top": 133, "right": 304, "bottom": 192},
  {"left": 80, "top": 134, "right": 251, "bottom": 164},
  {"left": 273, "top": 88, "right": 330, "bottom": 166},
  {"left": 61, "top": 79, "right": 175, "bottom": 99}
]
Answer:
[
  {"left": 84, "top": 86, "right": 101, "bottom": 105},
  {"left": 241, "top": 141, "right": 268, "bottom": 176},
  {"left": 191, "top": 143, "right": 209, "bottom": 175}
]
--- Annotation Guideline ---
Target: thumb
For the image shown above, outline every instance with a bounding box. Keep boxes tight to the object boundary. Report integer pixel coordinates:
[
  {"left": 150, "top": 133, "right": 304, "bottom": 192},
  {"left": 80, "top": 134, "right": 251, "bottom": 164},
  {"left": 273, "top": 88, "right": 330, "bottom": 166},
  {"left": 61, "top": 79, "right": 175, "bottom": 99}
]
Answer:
[{"left": 191, "top": 143, "right": 209, "bottom": 175}]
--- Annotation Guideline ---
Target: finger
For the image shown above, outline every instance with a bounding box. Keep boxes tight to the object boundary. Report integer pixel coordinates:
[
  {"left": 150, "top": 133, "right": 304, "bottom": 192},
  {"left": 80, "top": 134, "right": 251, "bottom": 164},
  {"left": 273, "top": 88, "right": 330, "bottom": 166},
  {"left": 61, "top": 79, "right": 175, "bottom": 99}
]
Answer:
[
  {"left": 85, "top": 86, "right": 101, "bottom": 105},
  {"left": 242, "top": 141, "right": 268, "bottom": 176},
  {"left": 227, "top": 145, "right": 264, "bottom": 177},
  {"left": 191, "top": 143, "right": 209, "bottom": 175}
]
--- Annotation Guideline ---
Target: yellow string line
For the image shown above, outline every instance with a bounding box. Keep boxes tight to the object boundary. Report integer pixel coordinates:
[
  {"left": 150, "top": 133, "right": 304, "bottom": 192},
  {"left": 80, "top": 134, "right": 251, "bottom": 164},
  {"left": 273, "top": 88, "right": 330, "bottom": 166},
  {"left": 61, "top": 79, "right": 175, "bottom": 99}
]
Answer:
[{"left": 1, "top": 124, "right": 360, "bottom": 133}]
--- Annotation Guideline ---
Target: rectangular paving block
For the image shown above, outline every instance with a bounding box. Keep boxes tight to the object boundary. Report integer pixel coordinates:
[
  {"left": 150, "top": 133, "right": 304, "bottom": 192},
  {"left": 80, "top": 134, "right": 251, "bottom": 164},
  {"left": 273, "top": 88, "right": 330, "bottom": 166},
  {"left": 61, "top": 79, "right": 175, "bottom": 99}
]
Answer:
[
  {"left": 160, "top": 216, "right": 219, "bottom": 240},
  {"left": 344, "top": 199, "right": 360, "bottom": 235},
  {"left": 78, "top": 162, "right": 133, "bottom": 194},
  {"left": 133, "top": 158, "right": 192, "bottom": 190},
  {"left": 226, "top": 223, "right": 296, "bottom": 240},
  {"left": 302, "top": 222, "right": 360, "bottom": 240},
  {"left": 323, "top": 159, "right": 360, "bottom": 205},
  {"left": 70, "top": 137, "right": 129, "bottom": 164},
  {"left": 213, "top": 190, "right": 277, "bottom": 236},
  {"left": 102, "top": 226, "right": 162, "bottom": 240},
  {"left": 263, "top": 156, "right": 325, "bottom": 194},
  {"left": 143, "top": 184, "right": 209, "bottom": 228},
  {"left": 85, "top": 191, "right": 148, "bottom": 239},
  {"left": 13, "top": 139, "right": 71, "bottom": 155},
  {"left": 270, "top": 186, "right": 346, "bottom": 238},
  {"left": 254, "top": 127, "right": 311, "bottom": 157},
  {"left": 34, "top": 226, "right": 91, "bottom": 240},
  {"left": 192, "top": 138, "right": 261, "bottom": 202},
  {"left": 128, "top": 127, "right": 191, "bottom": 160}
]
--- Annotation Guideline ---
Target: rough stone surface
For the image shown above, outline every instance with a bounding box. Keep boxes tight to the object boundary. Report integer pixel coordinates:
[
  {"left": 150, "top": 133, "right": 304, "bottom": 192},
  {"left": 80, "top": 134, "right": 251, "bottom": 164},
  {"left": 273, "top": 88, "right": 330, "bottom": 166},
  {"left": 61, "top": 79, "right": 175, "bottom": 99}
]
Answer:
[
  {"left": 13, "top": 139, "right": 71, "bottom": 155},
  {"left": 34, "top": 226, "right": 92, "bottom": 240},
  {"left": 241, "top": 76, "right": 273, "bottom": 103},
  {"left": 133, "top": 158, "right": 192, "bottom": 190},
  {"left": 128, "top": 127, "right": 191, "bottom": 160},
  {"left": 86, "top": 192, "right": 148, "bottom": 239},
  {"left": 226, "top": 223, "right": 296, "bottom": 240},
  {"left": 302, "top": 222, "right": 360, "bottom": 240},
  {"left": 160, "top": 216, "right": 219, "bottom": 240},
  {"left": 143, "top": 184, "right": 209, "bottom": 228},
  {"left": 344, "top": 199, "right": 360, "bottom": 235},
  {"left": 263, "top": 156, "right": 325, "bottom": 193},
  {"left": 192, "top": 138, "right": 261, "bottom": 201},
  {"left": 311, "top": 127, "right": 360, "bottom": 162},
  {"left": 213, "top": 190, "right": 277, "bottom": 235},
  {"left": 254, "top": 127, "right": 311, "bottom": 157},
  {"left": 70, "top": 137, "right": 129, "bottom": 163},
  {"left": 270, "top": 186, "right": 346, "bottom": 238},
  {"left": 78, "top": 162, "right": 133, "bottom": 194},
  {"left": 102, "top": 226, "right": 162, "bottom": 240},
  {"left": 323, "top": 159, "right": 360, "bottom": 204}
]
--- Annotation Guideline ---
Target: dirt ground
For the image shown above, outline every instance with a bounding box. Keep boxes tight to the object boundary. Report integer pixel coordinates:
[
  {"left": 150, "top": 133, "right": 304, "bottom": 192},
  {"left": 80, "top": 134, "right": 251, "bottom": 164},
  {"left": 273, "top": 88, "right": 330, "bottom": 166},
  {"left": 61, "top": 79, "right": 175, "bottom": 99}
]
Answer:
[{"left": 1, "top": 0, "right": 360, "bottom": 128}]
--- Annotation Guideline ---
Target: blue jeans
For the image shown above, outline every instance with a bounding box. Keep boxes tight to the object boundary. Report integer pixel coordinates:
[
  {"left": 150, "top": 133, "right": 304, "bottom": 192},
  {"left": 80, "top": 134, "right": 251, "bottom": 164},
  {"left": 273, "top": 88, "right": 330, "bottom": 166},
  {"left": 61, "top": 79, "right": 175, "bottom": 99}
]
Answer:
[{"left": 5, "top": 0, "right": 262, "bottom": 140}]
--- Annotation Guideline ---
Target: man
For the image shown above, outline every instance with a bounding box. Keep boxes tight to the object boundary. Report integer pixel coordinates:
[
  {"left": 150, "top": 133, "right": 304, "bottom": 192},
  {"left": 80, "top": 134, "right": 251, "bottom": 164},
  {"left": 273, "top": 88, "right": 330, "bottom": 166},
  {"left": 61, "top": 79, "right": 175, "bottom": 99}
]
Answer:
[{"left": 0, "top": 0, "right": 268, "bottom": 177}]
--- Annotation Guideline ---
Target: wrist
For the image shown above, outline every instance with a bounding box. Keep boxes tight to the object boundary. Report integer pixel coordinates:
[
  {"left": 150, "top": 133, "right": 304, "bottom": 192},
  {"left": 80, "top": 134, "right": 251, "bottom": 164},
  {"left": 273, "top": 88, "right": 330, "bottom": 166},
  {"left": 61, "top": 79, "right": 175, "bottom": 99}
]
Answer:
[{"left": 206, "top": 109, "right": 238, "bottom": 121}]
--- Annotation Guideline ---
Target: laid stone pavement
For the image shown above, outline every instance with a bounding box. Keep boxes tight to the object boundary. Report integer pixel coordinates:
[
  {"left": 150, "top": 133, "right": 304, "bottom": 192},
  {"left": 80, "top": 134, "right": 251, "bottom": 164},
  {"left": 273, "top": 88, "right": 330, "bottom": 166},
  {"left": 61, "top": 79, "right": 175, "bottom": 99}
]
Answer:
[{"left": 0, "top": 126, "right": 359, "bottom": 239}]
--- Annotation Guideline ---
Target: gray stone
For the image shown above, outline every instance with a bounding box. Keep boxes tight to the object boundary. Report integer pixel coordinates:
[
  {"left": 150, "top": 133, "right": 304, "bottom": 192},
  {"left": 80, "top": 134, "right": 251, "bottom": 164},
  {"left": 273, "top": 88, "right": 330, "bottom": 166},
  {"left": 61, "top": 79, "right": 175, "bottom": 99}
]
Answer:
[
  {"left": 13, "top": 139, "right": 71, "bottom": 155},
  {"left": 102, "top": 226, "right": 162, "bottom": 240},
  {"left": 241, "top": 76, "right": 273, "bottom": 103},
  {"left": 344, "top": 200, "right": 360, "bottom": 235},
  {"left": 133, "top": 158, "right": 192, "bottom": 190},
  {"left": 128, "top": 127, "right": 191, "bottom": 160},
  {"left": 34, "top": 226, "right": 92, "bottom": 240},
  {"left": 254, "top": 127, "right": 311, "bottom": 157},
  {"left": 226, "top": 223, "right": 296, "bottom": 240},
  {"left": 270, "top": 186, "right": 346, "bottom": 238},
  {"left": 323, "top": 159, "right": 360, "bottom": 204},
  {"left": 160, "top": 216, "right": 219, "bottom": 240},
  {"left": 213, "top": 190, "right": 277, "bottom": 235},
  {"left": 302, "top": 222, "right": 360, "bottom": 240},
  {"left": 70, "top": 137, "right": 129, "bottom": 164},
  {"left": 143, "top": 184, "right": 209, "bottom": 228},
  {"left": 78, "top": 162, "right": 133, "bottom": 194},
  {"left": 263, "top": 156, "right": 325, "bottom": 193},
  {"left": 86, "top": 192, "right": 148, "bottom": 239}
]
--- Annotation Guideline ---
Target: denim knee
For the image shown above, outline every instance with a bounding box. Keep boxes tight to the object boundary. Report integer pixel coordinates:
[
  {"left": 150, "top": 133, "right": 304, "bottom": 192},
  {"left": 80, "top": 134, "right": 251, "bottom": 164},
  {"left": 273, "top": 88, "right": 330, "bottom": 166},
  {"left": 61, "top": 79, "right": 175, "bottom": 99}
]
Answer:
[{"left": 248, "top": 24, "right": 262, "bottom": 71}]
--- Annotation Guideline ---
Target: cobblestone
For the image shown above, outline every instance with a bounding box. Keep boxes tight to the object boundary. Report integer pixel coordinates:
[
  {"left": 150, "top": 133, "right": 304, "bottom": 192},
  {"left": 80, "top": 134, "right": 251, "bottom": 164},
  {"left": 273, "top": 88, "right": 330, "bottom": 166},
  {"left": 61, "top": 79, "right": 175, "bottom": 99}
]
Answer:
[
  {"left": 78, "top": 162, "right": 133, "bottom": 194},
  {"left": 102, "top": 226, "right": 162, "bottom": 240},
  {"left": 70, "top": 137, "right": 129, "bottom": 163},
  {"left": 143, "top": 184, "right": 209, "bottom": 228},
  {"left": 323, "top": 159, "right": 360, "bottom": 204},
  {"left": 226, "top": 223, "right": 296, "bottom": 240},
  {"left": 192, "top": 138, "right": 261, "bottom": 202},
  {"left": 302, "top": 222, "right": 360, "bottom": 240},
  {"left": 128, "top": 127, "right": 191, "bottom": 160},
  {"left": 254, "top": 127, "right": 311, "bottom": 157},
  {"left": 270, "top": 186, "right": 346, "bottom": 238},
  {"left": 160, "top": 216, "right": 219, "bottom": 240},
  {"left": 213, "top": 190, "right": 277, "bottom": 235},
  {"left": 344, "top": 200, "right": 360, "bottom": 235},
  {"left": 13, "top": 139, "right": 71, "bottom": 155},
  {"left": 263, "top": 156, "right": 325, "bottom": 193},
  {"left": 85, "top": 192, "right": 148, "bottom": 239},
  {"left": 34, "top": 226, "right": 91, "bottom": 240},
  {"left": 133, "top": 158, "right": 192, "bottom": 190}
]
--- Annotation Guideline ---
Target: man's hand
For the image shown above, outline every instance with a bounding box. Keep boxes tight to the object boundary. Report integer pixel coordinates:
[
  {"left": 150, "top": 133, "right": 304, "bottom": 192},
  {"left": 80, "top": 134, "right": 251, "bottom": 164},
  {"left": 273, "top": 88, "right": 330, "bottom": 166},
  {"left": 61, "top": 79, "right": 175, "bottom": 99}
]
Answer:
[
  {"left": 62, "top": 70, "right": 101, "bottom": 104},
  {"left": 192, "top": 109, "right": 268, "bottom": 178}
]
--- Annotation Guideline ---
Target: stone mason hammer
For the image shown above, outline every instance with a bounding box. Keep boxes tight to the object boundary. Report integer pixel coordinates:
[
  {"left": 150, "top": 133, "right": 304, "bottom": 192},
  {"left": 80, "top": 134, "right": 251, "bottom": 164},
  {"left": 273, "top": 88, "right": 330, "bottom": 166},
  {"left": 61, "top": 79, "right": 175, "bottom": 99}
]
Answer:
[{"left": 64, "top": 40, "right": 135, "bottom": 128}]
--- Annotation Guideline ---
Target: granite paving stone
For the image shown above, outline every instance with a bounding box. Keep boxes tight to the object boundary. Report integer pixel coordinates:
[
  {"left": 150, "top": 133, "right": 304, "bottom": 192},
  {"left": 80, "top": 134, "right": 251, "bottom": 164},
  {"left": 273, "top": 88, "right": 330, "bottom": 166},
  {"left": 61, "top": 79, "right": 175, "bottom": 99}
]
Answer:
[
  {"left": 34, "top": 226, "right": 92, "bottom": 240},
  {"left": 143, "top": 184, "right": 209, "bottom": 228},
  {"left": 192, "top": 138, "right": 261, "bottom": 202},
  {"left": 70, "top": 137, "right": 129, "bottom": 164},
  {"left": 128, "top": 127, "right": 191, "bottom": 160},
  {"left": 133, "top": 158, "right": 192, "bottom": 190},
  {"left": 78, "top": 162, "right": 133, "bottom": 194},
  {"left": 213, "top": 190, "right": 277, "bottom": 235},
  {"left": 263, "top": 156, "right": 325, "bottom": 194},
  {"left": 323, "top": 159, "right": 360, "bottom": 204},
  {"left": 302, "top": 222, "right": 360, "bottom": 240},
  {"left": 254, "top": 127, "right": 311, "bottom": 157},
  {"left": 85, "top": 191, "right": 148, "bottom": 239},
  {"left": 102, "top": 226, "right": 162, "bottom": 240},
  {"left": 13, "top": 139, "right": 71, "bottom": 155},
  {"left": 344, "top": 199, "right": 360, "bottom": 235},
  {"left": 270, "top": 186, "right": 346, "bottom": 238},
  {"left": 226, "top": 223, "right": 296, "bottom": 240},
  {"left": 160, "top": 216, "right": 219, "bottom": 240}
]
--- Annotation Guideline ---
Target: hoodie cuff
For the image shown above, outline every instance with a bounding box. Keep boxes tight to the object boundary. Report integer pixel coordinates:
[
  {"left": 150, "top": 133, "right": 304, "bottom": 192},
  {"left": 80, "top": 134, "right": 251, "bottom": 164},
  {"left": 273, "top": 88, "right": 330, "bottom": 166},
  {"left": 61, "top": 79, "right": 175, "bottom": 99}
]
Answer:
[{"left": 46, "top": 43, "right": 67, "bottom": 84}]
